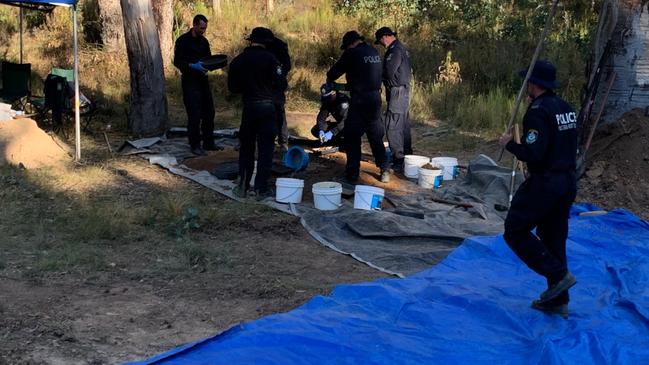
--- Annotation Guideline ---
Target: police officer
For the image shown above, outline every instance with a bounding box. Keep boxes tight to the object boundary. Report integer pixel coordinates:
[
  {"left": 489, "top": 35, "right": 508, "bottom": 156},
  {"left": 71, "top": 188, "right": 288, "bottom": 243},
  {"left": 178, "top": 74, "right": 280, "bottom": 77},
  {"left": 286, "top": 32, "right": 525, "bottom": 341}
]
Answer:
[
  {"left": 499, "top": 60, "right": 578, "bottom": 317},
  {"left": 327, "top": 31, "right": 390, "bottom": 184},
  {"left": 173, "top": 14, "right": 217, "bottom": 156},
  {"left": 311, "top": 83, "right": 350, "bottom": 147},
  {"left": 375, "top": 27, "right": 413, "bottom": 172},
  {"left": 268, "top": 36, "right": 291, "bottom": 152},
  {"left": 228, "top": 27, "right": 287, "bottom": 199}
]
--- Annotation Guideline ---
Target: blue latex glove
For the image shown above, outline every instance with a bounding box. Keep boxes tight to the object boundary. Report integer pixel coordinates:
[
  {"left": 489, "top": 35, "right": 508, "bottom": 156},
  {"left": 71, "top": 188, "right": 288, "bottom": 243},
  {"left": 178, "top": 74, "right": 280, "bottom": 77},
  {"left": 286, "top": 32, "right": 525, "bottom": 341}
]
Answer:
[
  {"left": 189, "top": 62, "right": 208, "bottom": 73},
  {"left": 319, "top": 130, "right": 326, "bottom": 143},
  {"left": 322, "top": 131, "right": 334, "bottom": 143}
]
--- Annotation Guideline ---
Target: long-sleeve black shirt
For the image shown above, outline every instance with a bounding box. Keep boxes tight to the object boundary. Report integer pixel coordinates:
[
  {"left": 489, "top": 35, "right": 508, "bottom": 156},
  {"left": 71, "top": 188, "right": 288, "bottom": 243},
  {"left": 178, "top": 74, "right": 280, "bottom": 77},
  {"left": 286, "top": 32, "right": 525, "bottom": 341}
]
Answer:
[
  {"left": 506, "top": 91, "right": 577, "bottom": 174},
  {"left": 267, "top": 37, "right": 291, "bottom": 103},
  {"left": 227, "top": 45, "right": 287, "bottom": 103},
  {"left": 326, "top": 42, "right": 382, "bottom": 98},
  {"left": 173, "top": 30, "right": 211, "bottom": 81},
  {"left": 382, "top": 39, "right": 412, "bottom": 88},
  {"left": 316, "top": 93, "right": 350, "bottom": 135}
]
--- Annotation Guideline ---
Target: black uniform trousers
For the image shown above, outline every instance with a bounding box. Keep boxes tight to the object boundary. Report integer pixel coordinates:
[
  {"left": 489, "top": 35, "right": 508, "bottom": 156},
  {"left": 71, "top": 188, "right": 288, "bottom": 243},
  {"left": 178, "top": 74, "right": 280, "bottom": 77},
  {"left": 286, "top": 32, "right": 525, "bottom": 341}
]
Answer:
[
  {"left": 344, "top": 92, "right": 387, "bottom": 179},
  {"left": 504, "top": 171, "right": 577, "bottom": 304},
  {"left": 275, "top": 101, "right": 289, "bottom": 146},
  {"left": 238, "top": 101, "right": 277, "bottom": 193},
  {"left": 182, "top": 77, "right": 215, "bottom": 148},
  {"left": 384, "top": 85, "right": 412, "bottom": 163}
]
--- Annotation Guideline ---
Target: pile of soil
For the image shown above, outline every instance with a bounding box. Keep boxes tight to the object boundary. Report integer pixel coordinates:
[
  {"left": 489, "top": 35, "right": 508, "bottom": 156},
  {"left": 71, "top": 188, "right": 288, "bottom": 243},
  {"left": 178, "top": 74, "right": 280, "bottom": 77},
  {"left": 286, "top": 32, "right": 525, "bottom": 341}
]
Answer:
[
  {"left": 578, "top": 109, "right": 649, "bottom": 220},
  {"left": 0, "top": 118, "right": 70, "bottom": 168}
]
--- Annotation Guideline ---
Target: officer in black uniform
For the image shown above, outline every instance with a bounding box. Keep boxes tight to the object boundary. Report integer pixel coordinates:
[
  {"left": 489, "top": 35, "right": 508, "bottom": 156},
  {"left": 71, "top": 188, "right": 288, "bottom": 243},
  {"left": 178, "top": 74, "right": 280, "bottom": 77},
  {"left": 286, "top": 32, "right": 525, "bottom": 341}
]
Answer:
[
  {"left": 327, "top": 31, "right": 390, "bottom": 184},
  {"left": 375, "top": 27, "right": 413, "bottom": 172},
  {"left": 268, "top": 36, "right": 291, "bottom": 152},
  {"left": 499, "top": 60, "right": 578, "bottom": 317},
  {"left": 310, "top": 83, "right": 349, "bottom": 147},
  {"left": 173, "top": 14, "right": 217, "bottom": 156},
  {"left": 228, "top": 27, "right": 287, "bottom": 199}
]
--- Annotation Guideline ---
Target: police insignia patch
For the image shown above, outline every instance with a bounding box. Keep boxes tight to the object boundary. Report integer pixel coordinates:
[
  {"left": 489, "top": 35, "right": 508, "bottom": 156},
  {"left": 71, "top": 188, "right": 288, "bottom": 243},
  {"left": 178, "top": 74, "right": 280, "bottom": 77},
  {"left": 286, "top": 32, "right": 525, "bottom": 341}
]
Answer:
[
  {"left": 526, "top": 129, "right": 539, "bottom": 144},
  {"left": 276, "top": 65, "right": 283, "bottom": 75}
]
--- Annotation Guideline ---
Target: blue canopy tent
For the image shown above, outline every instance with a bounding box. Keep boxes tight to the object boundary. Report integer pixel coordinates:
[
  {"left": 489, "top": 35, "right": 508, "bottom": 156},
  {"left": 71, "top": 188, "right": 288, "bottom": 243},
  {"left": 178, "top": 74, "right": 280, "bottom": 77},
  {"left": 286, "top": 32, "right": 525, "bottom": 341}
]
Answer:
[{"left": 0, "top": 0, "right": 82, "bottom": 160}]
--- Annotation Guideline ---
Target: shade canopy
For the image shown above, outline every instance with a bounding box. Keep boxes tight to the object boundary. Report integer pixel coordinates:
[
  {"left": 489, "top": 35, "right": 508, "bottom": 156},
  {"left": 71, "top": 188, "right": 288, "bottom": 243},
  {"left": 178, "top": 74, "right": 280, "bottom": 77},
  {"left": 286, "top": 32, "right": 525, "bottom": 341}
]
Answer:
[{"left": 0, "top": 0, "right": 76, "bottom": 9}]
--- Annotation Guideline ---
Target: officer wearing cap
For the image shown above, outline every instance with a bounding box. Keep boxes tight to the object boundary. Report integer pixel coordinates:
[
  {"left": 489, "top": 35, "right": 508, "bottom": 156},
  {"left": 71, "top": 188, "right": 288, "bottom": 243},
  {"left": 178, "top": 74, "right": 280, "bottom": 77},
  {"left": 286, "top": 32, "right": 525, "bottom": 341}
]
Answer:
[
  {"left": 311, "top": 83, "right": 350, "bottom": 146},
  {"left": 375, "top": 26, "right": 413, "bottom": 172},
  {"left": 499, "top": 60, "right": 578, "bottom": 317},
  {"left": 228, "top": 27, "right": 287, "bottom": 199},
  {"left": 267, "top": 35, "right": 291, "bottom": 152},
  {"left": 326, "top": 30, "right": 390, "bottom": 184},
  {"left": 173, "top": 14, "right": 217, "bottom": 156}
]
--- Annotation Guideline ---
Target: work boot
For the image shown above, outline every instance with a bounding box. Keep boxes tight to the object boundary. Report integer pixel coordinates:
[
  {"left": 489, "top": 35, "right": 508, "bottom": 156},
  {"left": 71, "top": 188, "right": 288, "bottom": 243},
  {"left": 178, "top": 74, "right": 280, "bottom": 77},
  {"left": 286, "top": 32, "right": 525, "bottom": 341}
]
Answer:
[
  {"left": 232, "top": 182, "right": 248, "bottom": 199},
  {"left": 380, "top": 169, "right": 391, "bottom": 183},
  {"left": 392, "top": 159, "right": 404, "bottom": 173},
  {"left": 531, "top": 299, "right": 569, "bottom": 319},
  {"left": 340, "top": 174, "right": 359, "bottom": 186},
  {"left": 539, "top": 272, "right": 577, "bottom": 303},
  {"left": 254, "top": 188, "right": 275, "bottom": 201},
  {"left": 203, "top": 142, "right": 223, "bottom": 151},
  {"left": 191, "top": 146, "right": 207, "bottom": 156}
]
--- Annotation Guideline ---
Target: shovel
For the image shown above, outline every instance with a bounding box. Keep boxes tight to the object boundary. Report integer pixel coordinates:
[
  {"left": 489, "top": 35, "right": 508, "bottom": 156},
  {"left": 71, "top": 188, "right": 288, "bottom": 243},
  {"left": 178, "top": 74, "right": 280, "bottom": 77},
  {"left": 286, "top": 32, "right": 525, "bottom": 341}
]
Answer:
[{"left": 430, "top": 197, "right": 489, "bottom": 220}]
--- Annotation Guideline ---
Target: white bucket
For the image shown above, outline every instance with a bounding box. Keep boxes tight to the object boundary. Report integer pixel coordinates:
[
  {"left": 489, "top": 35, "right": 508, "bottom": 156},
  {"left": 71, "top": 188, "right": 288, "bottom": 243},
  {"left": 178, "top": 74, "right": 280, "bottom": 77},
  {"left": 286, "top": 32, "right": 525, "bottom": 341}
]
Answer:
[
  {"left": 404, "top": 155, "right": 431, "bottom": 178},
  {"left": 418, "top": 167, "right": 443, "bottom": 189},
  {"left": 275, "top": 178, "right": 304, "bottom": 203},
  {"left": 354, "top": 185, "right": 385, "bottom": 211},
  {"left": 432, "top": 157, "right": 459, "bottom": 181},
  {"left": 312, "top": 182, "right": 343, "bottom": 210}
]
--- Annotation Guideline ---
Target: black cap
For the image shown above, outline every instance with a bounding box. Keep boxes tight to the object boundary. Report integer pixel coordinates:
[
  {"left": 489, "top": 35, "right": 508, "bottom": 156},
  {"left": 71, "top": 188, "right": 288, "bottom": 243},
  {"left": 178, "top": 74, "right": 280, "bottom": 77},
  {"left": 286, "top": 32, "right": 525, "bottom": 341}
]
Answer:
[
  {"left": 374, "top": 27, "right": 396, "bottom": 44},
  {"left": 519, "top": 60, "right": 559, "bottom": 90},
  {"left": 246, "top": 27, "right": 275, "bottom": 45},
  {"left": 340, "top": 31, "right": 364, "bottom": 50}
]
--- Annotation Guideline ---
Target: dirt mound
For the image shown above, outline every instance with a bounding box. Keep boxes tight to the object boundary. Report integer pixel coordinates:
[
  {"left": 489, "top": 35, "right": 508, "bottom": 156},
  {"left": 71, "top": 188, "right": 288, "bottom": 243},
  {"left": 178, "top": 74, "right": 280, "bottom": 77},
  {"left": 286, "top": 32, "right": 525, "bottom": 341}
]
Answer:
[
  {"left": 578, "top": 109, "right": 649, "bottom": 220},
  {"left": 0, "top": 118, "right": 70, "bottom": 169}
]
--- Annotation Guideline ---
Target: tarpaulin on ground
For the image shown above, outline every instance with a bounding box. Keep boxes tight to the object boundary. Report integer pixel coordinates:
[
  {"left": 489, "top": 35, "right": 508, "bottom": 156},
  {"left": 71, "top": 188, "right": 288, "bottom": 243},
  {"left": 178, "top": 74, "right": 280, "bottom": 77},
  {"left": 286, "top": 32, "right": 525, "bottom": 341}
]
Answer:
[
  {"left": 124, "top": 136, "right": 522, "bottom": 277},
  {"left": 297, "top": 155, "right": 523, "bottom": 276},
  {"left": 128, "top": 205, "right": 649, "bottom": 365}
]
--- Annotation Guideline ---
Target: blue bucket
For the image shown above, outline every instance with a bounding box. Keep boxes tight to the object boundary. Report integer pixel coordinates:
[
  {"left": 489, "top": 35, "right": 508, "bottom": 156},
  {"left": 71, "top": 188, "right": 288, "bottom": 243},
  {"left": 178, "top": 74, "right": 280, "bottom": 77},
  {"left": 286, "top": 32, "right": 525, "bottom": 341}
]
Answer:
[{"left": 283, "top": 146, "right": 310, "bottom": 171}]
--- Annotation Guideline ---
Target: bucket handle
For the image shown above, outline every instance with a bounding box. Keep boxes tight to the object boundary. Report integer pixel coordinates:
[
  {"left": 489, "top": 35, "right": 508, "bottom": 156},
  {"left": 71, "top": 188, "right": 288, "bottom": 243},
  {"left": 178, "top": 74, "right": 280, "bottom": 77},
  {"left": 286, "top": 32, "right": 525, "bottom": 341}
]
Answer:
[
  {"left": 317, "top": 192, "right": 342, "bottom": 209},
  {"left": 277, "top": 186, "right": 301, "bottom": 202}
]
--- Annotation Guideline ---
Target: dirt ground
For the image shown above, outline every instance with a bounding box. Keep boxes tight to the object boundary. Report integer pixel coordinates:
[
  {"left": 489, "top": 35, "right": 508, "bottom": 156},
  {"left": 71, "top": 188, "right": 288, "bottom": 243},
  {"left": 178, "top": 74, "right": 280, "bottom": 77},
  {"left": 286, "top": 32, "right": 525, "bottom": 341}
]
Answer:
[
  {"left": 577, "top": 109, "right": 649, "bottom": 220},
  {"left": 2, "top": 109, "right": 646, "bottom": 365},
  {"left": 0, "top": 149, "right": 388, "bottom": 364}
]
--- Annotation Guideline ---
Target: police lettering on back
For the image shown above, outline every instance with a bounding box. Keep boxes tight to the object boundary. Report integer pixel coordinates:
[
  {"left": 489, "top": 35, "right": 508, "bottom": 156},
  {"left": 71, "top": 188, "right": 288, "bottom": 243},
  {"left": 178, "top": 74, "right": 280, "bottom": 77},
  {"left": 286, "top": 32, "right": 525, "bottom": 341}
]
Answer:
[
  {"left": 556, "top": 111, "right": 576, "bottom": 131},
  {"left": 364, "top": 55, "right": 381, "bottom": 64}
]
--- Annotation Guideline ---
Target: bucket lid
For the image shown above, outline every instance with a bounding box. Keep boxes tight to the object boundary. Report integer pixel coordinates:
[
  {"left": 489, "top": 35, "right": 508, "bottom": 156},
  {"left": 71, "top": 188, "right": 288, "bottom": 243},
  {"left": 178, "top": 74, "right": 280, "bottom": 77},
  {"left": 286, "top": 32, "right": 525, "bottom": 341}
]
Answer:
[
  {"left": 312, "top": 181, "right": 342, "bottom": 193},
  {"left": 354, "top": 184, "right": 385, "bottom": 195},
  {"left": 432, "top": 157, "right": 458, "bottom": 163},
  {"left": 276, "top": 177, "right": 305, "bottom": 187}
]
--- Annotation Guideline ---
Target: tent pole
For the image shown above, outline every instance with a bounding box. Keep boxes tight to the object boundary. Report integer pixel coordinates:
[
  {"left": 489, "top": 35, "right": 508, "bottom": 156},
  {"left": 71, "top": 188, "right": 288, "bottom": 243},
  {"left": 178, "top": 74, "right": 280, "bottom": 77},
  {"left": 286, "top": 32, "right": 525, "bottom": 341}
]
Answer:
[
  {"left": 73, "top": 5, "right": 81, "bottom": 161},
  {"left": 19, "top": 7, "right": 23, "bottom": 63}
]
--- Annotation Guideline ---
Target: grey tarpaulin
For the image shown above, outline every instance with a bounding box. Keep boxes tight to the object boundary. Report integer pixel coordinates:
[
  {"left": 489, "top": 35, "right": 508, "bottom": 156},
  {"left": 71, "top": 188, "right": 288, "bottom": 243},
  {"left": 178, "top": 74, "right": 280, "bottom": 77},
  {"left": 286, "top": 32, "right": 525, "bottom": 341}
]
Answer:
[
  {"left": 125, "top": 137, "right": 522, "bottom": 277},
  {"left": 297, "top": 155, "right": 524, "bottom": 277}
]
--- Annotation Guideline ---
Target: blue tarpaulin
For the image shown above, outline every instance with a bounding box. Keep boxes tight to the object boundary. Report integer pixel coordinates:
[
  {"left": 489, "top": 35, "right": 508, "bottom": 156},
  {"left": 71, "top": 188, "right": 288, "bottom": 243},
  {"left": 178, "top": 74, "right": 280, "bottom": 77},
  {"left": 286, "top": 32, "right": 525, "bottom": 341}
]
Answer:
[{"left": 130, "top": 205, "right": 649, "bottom": 365}]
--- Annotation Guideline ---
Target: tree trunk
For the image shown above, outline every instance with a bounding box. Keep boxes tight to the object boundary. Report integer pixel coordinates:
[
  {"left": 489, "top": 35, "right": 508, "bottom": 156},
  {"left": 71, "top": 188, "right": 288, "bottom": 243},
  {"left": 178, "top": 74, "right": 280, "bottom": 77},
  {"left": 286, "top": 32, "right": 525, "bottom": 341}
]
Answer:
[
  {"left": 151, "top": 0, "right": 173, "bottom": 69},
  {"left": 594, "top": 0, "right": 649, "bottom": 124},
  {"left": 213, "top": 0, "right": 221, "bottom": 16},
  {"left": 120, "top": 0, "right": 169, "bottom": 136},
  {"left": 98, "top": 0, "right": 125, "bottom": 52}
]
